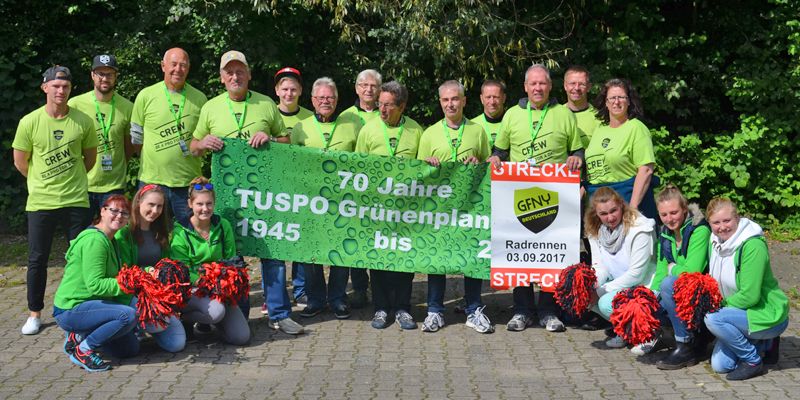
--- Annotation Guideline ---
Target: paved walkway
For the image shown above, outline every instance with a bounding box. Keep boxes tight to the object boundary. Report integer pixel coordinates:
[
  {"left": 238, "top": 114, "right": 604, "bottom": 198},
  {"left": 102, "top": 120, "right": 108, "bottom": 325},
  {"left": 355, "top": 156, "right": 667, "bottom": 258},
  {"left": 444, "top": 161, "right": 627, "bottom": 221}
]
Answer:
[{"left": 1, "top": 266, "right": 798, "bottom": 400}]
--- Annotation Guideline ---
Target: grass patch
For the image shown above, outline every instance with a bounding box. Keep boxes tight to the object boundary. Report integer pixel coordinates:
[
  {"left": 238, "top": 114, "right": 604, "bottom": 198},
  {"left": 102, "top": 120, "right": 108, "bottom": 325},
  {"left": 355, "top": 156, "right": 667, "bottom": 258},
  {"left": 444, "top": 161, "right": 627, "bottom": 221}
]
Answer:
[
  {"left": 0, "top": 266, "right": 26, "bottom": 288},
  {"left": 0, "top": 233, "right": 69, "bottom": 268},
  {"left": 786, "top": 286, "right": 800, "bottom": 310},
  {"left": 766, "top": 217, "right": 800, "bottom": 242}
]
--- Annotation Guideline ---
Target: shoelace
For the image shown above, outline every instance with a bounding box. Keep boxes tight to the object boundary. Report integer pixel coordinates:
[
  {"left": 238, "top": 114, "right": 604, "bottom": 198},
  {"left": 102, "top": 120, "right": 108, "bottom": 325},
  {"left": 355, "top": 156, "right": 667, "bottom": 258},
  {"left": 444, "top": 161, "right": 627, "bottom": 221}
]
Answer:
[
  {"left": 471, "top": 306, "right": 492, "bottom": 328},
  {"left": 87, "top": 351, "right": 106, "bottom": 366}
]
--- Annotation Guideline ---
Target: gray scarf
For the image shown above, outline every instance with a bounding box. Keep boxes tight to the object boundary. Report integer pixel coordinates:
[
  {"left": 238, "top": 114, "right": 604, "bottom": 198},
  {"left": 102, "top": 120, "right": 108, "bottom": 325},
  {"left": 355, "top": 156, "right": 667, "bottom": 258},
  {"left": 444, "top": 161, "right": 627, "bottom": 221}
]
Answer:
[{"left": 598, "top": 223, "right": 625, "bottom": 255}]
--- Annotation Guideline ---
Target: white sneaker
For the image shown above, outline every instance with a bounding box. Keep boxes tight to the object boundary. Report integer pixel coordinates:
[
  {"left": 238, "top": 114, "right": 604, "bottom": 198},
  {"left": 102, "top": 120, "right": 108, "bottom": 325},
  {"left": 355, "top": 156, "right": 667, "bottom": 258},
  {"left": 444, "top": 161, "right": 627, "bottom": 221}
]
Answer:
[
  {"left": 421, "top": 312, "right": 445, "bottom": 332},
  {"left": 21, "top": 316, "right": 41, "bottom": 335},
  {"left": 605, "top": 335, "right": 627, "bottom": 348},
  {"left": 466, "top": 306, "right": 495, "bottom": 334},
  {"left": 631, "top": 334, "right": 663, "bottom": 356},
  {"left": 540, "top": 315, "right": 566, "bottom": 332}
]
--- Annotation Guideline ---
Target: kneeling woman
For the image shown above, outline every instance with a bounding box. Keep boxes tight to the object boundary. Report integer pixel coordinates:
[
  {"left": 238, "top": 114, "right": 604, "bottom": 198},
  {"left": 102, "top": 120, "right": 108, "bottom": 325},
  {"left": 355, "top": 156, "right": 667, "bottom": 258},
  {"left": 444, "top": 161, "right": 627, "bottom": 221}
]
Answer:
[
  {"left": 585, "top": 187, "right": 657, "bottom": 351},
  {"left": 703, "top": 198, "right": 788, "bottom": 380},
  {"left": 171, "top": 177, "right": 250, "bottom": 345},
  {"left": 54, "top": 195, "right": 139, "bottom": 372},
  {"left": 117, "top": 184, "right": 185, "bottom": 352}
]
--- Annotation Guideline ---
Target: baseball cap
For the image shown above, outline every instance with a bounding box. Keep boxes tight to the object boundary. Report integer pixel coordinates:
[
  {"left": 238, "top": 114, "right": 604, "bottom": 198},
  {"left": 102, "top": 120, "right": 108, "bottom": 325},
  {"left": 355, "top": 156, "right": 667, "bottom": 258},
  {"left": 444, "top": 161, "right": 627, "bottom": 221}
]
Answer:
[
  {"left": 42, "top": 65, "right": 72, "bottom": 83},
  {"left": 274, "top": 67, "right": 302, "bottom": 85},
  {"left": 220, "top": 50, "right": 248, "bottom": 70},
  {"left": 92, "top": 54, "right": 118, "bottom": 71}
]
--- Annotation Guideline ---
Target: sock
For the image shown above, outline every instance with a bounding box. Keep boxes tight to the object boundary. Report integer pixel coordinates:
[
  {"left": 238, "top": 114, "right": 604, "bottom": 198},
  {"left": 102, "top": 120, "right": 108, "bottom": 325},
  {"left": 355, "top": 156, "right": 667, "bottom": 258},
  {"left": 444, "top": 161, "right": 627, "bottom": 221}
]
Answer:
[{"left": 78, "top": 340, "right": 91, "bottom": 353}]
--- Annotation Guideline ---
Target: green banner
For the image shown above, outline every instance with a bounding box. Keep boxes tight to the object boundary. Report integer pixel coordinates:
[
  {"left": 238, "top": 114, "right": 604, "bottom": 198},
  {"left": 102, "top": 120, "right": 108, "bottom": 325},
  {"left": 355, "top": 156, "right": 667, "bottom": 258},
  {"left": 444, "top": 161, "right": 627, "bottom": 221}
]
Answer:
[{"left": 212, "top": 139, "right": 491, "bottom": 279}]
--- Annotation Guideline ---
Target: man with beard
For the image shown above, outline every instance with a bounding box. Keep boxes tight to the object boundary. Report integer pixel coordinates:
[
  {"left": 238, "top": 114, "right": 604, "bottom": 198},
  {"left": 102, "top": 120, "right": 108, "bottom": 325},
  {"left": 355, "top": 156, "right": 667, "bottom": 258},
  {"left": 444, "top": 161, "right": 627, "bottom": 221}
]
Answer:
[{"left": 68, "top": 55, "right": 134, "bottom": 218}]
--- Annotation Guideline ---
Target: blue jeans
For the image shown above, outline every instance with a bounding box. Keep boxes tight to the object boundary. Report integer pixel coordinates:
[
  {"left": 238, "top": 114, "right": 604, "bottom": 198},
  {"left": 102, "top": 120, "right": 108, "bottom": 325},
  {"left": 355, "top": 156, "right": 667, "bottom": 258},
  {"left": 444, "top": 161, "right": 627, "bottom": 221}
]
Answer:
[
  {"left": 137, "top": 182, "right": 190, "bottom": 222},
  {"left": 131, "top": 297, "right": 185, "bottom": 352},
  {"left": 261, "top": 258, "right": 292, "bottom": 321},
  {"left": 427, "top": 275, "right": 484, "bottom": 315},
  {"left": 658, "top": 275, "right": 693, "bottom": 343},
  {"left": 350, "top": 268, "right": 370, "bottom": 293},
  {"left": 302, "top": 263, "right": 349, "bottom": 309},
  {"left": 89, "top": 190, "right": 124, "bottom": 219},
  {"left": 54, "top": 300, "right": 139, "bottom": 358},
  {"left": 704, "top": 307, "right": 789, "bottom": 372},
  {"left": 291, "top": 262, "right": 306, "bottom": 299}
]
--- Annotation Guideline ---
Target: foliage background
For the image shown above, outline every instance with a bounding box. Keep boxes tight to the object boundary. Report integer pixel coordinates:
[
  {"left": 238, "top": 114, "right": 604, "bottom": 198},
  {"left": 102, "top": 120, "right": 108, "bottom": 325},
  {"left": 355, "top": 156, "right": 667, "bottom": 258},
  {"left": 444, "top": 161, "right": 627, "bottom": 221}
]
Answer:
[{"left": 1, "top": 0, "right": 798, "bottom": 233}]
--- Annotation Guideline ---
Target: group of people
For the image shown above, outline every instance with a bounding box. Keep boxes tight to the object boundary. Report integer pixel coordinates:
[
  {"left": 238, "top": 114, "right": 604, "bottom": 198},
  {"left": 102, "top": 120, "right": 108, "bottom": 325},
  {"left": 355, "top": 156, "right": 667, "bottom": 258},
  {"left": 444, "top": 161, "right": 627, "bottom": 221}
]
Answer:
[{"left": 13, "top": 47, "right": 787, "bottom": 380}]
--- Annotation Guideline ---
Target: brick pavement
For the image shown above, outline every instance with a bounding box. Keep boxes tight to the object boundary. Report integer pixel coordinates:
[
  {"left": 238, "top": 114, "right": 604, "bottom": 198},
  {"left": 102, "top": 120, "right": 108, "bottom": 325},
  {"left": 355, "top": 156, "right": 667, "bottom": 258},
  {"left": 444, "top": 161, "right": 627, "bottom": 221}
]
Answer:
[{"left": 1, "top": 266, "right": 798, "bottom": 400}]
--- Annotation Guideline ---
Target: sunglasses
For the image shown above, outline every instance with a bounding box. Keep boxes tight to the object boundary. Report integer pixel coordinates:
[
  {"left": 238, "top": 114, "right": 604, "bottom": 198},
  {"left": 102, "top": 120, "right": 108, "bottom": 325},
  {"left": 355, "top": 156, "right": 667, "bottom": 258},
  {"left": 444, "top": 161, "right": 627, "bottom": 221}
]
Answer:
[
  {"left": 192, "top": 183, "right": 214, "bottom": 191},
  {"left": 104, "top": 207, "right": 130, "bottom": 218}
]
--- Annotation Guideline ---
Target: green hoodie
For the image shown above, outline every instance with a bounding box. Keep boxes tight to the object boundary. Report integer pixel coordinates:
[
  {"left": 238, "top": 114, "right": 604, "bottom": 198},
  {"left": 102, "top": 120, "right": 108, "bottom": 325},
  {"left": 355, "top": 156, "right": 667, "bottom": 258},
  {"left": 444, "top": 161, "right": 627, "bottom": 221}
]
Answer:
[
  {"left": 650, "top": 204, "right": 711, "bottom": 291},
  {"left": 723, "top": 237, "right": 789, "bottom": 333},
  {"left": 54, "top": 227, "right": 128, "bottom": 310},
  {"left": 170, "top": 215, "right": 235, "bottom": 283},
  {"left": 115, "top": 225, "right": 170, "bottom": 269}
]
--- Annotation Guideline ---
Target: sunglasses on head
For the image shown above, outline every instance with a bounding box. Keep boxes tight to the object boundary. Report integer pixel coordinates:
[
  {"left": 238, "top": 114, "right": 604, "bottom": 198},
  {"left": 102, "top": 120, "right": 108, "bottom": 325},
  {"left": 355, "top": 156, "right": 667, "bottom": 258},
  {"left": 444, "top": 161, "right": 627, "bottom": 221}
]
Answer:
[{"left": 192, "top": 183, "right": 214, "bottom": 191}]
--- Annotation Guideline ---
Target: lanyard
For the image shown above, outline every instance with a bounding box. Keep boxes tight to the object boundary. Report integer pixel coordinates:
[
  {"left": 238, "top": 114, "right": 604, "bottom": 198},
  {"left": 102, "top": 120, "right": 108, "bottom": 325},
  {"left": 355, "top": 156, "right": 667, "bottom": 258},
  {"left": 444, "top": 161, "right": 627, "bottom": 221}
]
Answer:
[
  {"left": 480, "top": 114, "right": 496, "bottom": 148},
  {"left": 226, "top": 91, "right": 250, "bottom": 138},
  {"left": 162, "top": 82, "right": 187, "bottom": 133},
  {"left": 381, "top": 117, "right": 405, "bottom": 157},
  {"left": 93, "top": 95, "right": 115, "bottom": 153},
  {"left": 527, "top": 101, "right": 549, "bottom": 148},
  {"left": 313, "top": 117, "right": 337, "bottom": 150},
  {"left": 441, "top": 119, "right": 465, "bottom": 162}
]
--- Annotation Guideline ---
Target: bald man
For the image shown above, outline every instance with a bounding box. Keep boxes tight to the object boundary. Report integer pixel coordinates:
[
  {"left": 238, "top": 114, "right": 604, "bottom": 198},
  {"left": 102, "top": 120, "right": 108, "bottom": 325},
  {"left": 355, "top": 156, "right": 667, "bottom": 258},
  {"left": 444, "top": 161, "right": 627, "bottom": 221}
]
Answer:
[{"left": 130, "top": 48, "right": 208, "bottom": 221}]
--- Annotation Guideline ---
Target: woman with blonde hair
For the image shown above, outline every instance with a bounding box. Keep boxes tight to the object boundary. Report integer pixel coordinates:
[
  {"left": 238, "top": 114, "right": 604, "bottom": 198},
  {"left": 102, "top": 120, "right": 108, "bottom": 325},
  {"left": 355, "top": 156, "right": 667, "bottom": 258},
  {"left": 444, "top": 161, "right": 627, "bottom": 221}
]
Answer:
[{"left": 585, "top": 187, "right": 657, "bottom": 351}]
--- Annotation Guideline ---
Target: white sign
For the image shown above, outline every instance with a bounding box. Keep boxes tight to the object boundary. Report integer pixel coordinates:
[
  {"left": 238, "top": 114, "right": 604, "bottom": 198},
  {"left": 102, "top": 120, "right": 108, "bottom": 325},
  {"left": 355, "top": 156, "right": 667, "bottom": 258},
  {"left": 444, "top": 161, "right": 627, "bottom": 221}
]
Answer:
[{"left": 490, "top": 162, "right": 581, "bottom": 291}]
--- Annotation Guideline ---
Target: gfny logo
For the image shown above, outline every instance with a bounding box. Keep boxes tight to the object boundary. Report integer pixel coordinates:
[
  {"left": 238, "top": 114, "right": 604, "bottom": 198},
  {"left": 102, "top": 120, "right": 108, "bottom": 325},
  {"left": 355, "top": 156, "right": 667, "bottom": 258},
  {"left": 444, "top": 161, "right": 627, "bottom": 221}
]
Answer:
[{"left": 513, "top": 187, "right": 559, "bottom": 234}]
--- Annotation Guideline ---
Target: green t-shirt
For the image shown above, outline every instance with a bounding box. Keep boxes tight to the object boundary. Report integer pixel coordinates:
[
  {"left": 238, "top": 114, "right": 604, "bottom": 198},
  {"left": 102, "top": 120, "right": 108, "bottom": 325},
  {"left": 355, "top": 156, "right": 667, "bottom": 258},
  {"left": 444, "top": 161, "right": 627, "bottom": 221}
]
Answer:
[
  {"left": 280, "top": 106, "right": 314, "bottom": 137},
  {"left": 68, "top": 91, "right": 133, "bottom": 193},
  {"left": 417, "top": 118, "right": 490, "bottom": 162},
  {"left": 12, "top": 106, "right": 98, "bottom": 211},
  {"left": 570, "top": 104, "right": 602, "bottom": 148},
  {"left": 471, "top": 113, "right": 503, "bottom": 149},
  {"left": 495, "top": 101, "right": 582, "bottom": 163},
  {"left": 193, "top": 90, "right": 286, "bottom": 141},
  {"left": 585, "top": 118, "right": 655, "bottom": 184},
  {"left": 355, "top": 116, "right": 424, "bottom": 159},
  {"left": 131, "top": 81, "right": 208, "bottom": 187},
  {"left": 341, "top": 104, "right": 379, "bottom": 126},
  {"left": 291, "top": 113, "right": 362, "bottom": 151}
]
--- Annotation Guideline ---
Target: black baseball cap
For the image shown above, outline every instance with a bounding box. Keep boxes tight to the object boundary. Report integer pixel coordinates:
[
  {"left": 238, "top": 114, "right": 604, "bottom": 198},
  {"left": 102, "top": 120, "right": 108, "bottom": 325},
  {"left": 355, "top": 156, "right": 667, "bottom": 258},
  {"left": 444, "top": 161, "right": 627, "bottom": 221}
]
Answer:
[
  {"left": 92, "top": 54, "right": 118, "bottom": 71},
  {"left": 42, "top": 65, "right": 72, "bottom": 83}
]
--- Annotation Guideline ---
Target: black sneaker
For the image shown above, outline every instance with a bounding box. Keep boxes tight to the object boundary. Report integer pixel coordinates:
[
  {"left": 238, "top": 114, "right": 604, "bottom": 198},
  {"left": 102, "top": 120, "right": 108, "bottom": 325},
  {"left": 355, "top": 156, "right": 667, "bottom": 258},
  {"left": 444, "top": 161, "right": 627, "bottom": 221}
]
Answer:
[
  {"left": 726, "top": 361, "right": 764, "bottom": 381},
  {"left": 294, "top": 295, "right": 308, "bottom": 308},
  {"left": 395, "top": 311, "right": 417, "bottom": 330},
  {"left": 63, "top": 332, "right": 81, "bottom": 355},
  {"left": 299, "top": 306, "right": 323, "bottom": 318},
  {"left": 371, "top": 311, "right": 392, "bottom": 329},
  {"left": 70, "top": 346, "right": 111, "bottom": 372},
  {"left": 195, "top": 323, "right": 212, "bottom": 333},
  {"left": 349, "top": 291, "right": 368, "bottom": 309},
  {"left": 333, "top": 304, "right": 351, "bottom": 319}
]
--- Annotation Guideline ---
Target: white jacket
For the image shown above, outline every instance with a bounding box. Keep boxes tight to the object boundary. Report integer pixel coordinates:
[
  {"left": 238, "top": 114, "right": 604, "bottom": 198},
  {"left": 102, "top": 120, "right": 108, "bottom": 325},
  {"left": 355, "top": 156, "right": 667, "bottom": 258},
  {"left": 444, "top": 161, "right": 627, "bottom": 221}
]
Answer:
[{"left": 589, "top": 212, "right": 658, "bottom": 296}]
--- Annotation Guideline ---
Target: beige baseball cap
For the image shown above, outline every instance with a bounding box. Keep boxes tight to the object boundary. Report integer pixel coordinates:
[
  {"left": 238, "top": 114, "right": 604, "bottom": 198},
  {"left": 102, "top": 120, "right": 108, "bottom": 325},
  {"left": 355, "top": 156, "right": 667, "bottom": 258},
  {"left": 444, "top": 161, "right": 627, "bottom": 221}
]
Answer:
[{"left": 220, "top": 50, "right": 248, "bottom": 70}]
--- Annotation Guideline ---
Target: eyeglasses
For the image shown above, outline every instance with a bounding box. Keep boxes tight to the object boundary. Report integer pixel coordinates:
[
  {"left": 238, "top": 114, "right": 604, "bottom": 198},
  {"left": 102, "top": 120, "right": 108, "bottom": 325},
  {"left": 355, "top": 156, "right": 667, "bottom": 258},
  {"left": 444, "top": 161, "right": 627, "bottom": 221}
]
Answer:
[
  {"left": 357, "top": 83, "right": 378, "bottom": 90},
  {"left": 193, "top": 183, "right": 214, "bottom": 191},
  {"left": 606, "top": 96, "right": 629, "bottom": 103},
  {"left": 313, "top": 96, "right": 336, "bottom": 102},
  {"left": 104, "top": 207, "right": 130, "bottom": 218},
  {"left": 93, "top": 71, "right": 116, "bottom": 80}
]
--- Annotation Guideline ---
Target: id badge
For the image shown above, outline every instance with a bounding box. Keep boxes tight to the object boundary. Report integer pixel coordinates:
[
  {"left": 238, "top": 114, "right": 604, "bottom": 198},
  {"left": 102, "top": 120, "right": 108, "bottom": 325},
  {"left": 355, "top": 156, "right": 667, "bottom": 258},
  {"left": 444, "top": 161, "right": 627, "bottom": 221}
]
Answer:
[
  {"left": 100, "top": 154, "right": 113, "bottom": 171},
  {"left": 178, "top": 139, "right": 191, "bottom": 156},
  {"left": 527, "top": 157, "right": 537, "bottom": 166}
]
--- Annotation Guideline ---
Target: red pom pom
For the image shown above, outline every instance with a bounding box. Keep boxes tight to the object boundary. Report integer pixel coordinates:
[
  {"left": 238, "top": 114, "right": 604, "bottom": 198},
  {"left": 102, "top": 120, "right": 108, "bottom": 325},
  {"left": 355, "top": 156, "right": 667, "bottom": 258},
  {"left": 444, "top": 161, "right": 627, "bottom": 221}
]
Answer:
[
  {"left": 153, "top": 258, "right": 192, "bottom": 308},
  {"left": 554, "top": 263, "right": 597, "bottom": 318},
  {"left": 194, "top": 260, "right": 250, "bottom": 305},
  {"left": 117, "top": 265, "right": 183, "bottom": 328},
  {"left": 673, "top": 272, "right": 722, "bottom": 330},
  {"left": 610, "top": 286, "right": 661, "bottom": 345}
]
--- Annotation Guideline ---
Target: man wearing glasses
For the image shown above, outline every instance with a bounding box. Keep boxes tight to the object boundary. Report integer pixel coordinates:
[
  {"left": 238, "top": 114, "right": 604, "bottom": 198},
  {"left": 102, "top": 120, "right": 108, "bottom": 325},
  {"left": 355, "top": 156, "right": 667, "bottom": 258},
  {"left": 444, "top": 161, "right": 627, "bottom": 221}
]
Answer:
[
  {"left": 68, "top": 55, "right": 135, "bottom": 218},
  {"left": 487, "top": 64, "right": 583, "bottom": 333},
  {"left": 130, "top": 47, "right": 207, "bottom": 222},
  {"left": 291, "top": 77, "right": 362, "bottom": 320},
  {"left": 563, "top": 65, "right": 601, "bottom": 148},
  {"left": 13, "top": 65, "right": 99, "bottom": 335}
]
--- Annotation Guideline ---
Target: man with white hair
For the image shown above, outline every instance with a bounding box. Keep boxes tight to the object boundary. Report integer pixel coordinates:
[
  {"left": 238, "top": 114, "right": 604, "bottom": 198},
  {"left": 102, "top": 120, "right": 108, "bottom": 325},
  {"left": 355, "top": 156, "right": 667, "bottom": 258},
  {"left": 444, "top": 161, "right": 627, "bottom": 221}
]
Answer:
[{"left": 292, "top": 77, "right": 362, "bottom": 320}]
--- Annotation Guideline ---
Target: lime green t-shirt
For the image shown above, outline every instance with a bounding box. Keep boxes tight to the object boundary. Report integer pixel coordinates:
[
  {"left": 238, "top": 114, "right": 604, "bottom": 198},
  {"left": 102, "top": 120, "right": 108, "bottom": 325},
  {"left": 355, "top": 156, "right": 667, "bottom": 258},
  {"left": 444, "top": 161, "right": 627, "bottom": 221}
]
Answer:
[
  {"left": 417, "top": 118, "right": 490, "bottom": 162},
  {"left": 68, "top": 91, "right": 133, "bottom": 193},
  {"left": 291, "top": 113, "right": 362, "bottom": 151},
  {"left": 193, "top": 90, "right": 285, "bottom": 141},
  {"left": 495, "top": 101, "right": 582, "bottom": 163},
  {"left": 355, "top": 116, "right": 424, "bottom": 159},
  {"left": 570, "top": 104, "right": 602, "bottom": 148},
  {"left": 12, "top": 106, "right": 98, "bottom": 211},
  {"left": 585, "top": 118, "right": 655, "bottom": 184},
  {"left": 471, "top": 113, "right": 504, "bottom": 149},
  {"left": 131, "top": 81, "right": 207, "bottom": 187},
  {"left": 341, "top": 104, "right": 379, "bottom": 126},
  {"left": 279, "top": 106, "right": 314, "bottom": 136}
]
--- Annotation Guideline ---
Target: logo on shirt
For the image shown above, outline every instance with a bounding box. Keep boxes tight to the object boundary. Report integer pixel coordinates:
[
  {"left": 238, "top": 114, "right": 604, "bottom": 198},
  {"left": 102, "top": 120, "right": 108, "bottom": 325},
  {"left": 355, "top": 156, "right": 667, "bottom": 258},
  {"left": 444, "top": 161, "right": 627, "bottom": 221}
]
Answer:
[
  {"left": 389, "top": 137, "right": 398, "bottom": 149},
  {"left": 53, "top": 130, "right": 64, "bottom": 140},
  {"left": 172, "top": 104, "right": 181, "bottom": 114},
  {"left": 323, "top": 132, "right": 331, "bottom": 142},
  {"left": 235, "top": 112, "right": 243, "bottom": 122},
  {"left": 491, "top": 132, "right": 497, "bottom": 142},
  {"left": 513, "top": 186, "right": 559, "bottom": 234},
  {"left": 601, "top": 138, "right": 611, "bottom": 149},
  {"left": 96, "top": 112, "right": 106, "bottom": 124},
  {"left": 451, "top": 138, "right": 459, "bottom": 148}
]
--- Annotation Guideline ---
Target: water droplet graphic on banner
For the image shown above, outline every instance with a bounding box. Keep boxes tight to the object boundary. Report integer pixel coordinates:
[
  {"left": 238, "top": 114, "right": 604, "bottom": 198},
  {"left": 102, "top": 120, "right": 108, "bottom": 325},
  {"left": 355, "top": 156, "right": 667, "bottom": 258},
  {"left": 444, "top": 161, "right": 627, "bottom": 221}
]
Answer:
[
  {"left": 328, "top": 250, "right": 344, "bottom": 266},
  {"left": 342, "top": 239, "right": 358, "bottom": 255},
  {"left": 246, "top": 155, "right": 258, "bottom": 167},
  {"left": 322, "top": 160, "right": 337, "bottom": 173}
]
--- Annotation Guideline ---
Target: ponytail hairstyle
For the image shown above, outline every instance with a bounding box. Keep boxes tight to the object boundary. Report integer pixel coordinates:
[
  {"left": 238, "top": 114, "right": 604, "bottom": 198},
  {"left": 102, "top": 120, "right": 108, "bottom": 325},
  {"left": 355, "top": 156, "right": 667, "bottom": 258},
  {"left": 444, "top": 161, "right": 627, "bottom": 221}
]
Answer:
[
  {"left": 656, "top": 184, "right": 689, "bottom": 211},
  {"left": 584, "top": 187, "right": 638, "bottom": 238},
  {"left": 130, "top": 184, "right": 171, "bottom": 249}
]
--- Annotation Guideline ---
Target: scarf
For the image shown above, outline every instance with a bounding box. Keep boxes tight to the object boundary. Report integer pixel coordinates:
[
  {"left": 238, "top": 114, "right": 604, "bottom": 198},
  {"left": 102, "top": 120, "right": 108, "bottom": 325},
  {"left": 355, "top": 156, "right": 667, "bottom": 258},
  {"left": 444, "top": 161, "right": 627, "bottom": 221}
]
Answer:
[{"left": 598, "top": 223, "right": 625, "bottom": 255}]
